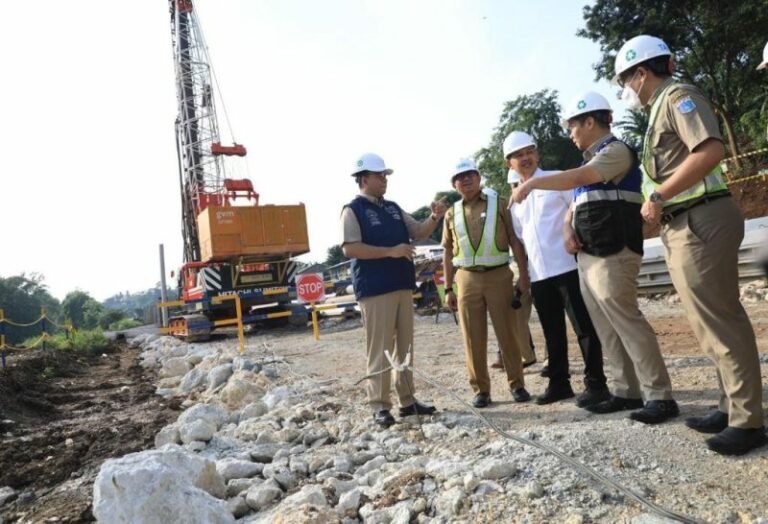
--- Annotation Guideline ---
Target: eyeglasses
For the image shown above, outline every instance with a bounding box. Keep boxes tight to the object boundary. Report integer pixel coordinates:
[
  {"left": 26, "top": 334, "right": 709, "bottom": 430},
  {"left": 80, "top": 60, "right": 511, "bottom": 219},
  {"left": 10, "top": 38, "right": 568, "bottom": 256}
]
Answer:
[{"left": 617, "top": 68, "right": 639, "bottom": 89}]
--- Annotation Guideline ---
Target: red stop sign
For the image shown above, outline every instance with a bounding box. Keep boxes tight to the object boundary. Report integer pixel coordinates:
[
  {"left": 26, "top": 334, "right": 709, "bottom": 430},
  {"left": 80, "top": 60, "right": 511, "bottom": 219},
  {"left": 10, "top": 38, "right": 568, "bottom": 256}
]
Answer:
[{"left": 296, "top": 273, "right": 326, "bottom": 303}]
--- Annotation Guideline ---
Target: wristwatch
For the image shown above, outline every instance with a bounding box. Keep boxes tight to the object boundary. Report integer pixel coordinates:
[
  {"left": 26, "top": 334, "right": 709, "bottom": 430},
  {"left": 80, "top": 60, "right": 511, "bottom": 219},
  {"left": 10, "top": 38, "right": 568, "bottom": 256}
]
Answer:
[
  {"left": 444, "top": 287, "right": 454, "bottom": 293},
  {"left": 649, "top": 191, "right": 664, "bottom": 204}
]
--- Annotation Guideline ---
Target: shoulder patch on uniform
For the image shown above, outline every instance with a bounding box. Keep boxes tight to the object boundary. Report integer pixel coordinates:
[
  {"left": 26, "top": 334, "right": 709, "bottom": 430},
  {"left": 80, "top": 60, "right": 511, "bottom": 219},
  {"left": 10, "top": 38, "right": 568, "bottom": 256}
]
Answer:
[{"left": 675, "top": 96, "right": 697, "bottom": 114}]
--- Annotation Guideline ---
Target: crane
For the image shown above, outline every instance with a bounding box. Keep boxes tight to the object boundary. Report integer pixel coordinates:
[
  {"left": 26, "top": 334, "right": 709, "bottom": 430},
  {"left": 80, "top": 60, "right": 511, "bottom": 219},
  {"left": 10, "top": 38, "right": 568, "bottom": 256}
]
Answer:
[{"left": 167, "top": 0, "right": 310, "bottom": 340}]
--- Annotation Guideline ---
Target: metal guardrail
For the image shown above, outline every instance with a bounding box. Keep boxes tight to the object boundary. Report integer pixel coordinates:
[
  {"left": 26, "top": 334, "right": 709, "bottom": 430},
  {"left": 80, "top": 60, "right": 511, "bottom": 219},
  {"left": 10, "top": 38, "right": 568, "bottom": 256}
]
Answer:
[{"left": 637, "top": 217, "right": 768, "bottom": 294}]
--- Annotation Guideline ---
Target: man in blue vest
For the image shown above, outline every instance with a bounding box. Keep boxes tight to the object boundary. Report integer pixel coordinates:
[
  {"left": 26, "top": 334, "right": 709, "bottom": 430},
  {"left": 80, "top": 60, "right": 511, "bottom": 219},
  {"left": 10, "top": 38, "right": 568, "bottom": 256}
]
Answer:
[
  {"left": 512, "top": 92, "right": 678, "bottom": 424},
  {"left": 442, "top": 158, "right": 531, "bottom": 408},
  {"left": 613, "top": 35, "right": 765, "bottom": 454},
  {"left": 341, "top": 152, "right": 446, "bottom": 428}
]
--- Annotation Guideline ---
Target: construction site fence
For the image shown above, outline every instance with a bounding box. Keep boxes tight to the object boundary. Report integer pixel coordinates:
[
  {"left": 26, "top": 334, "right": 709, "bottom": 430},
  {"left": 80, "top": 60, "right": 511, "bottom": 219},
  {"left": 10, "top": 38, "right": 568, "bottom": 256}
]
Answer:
[{"left": 0, "top": 308, "right": 75, "bottom": 367}]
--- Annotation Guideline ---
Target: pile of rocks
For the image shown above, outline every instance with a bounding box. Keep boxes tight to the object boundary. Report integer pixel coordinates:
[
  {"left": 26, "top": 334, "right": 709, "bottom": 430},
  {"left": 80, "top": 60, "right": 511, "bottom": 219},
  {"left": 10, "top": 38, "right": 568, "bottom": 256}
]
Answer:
[{"left": 92, "top": 333, "right": 728, "bottom": 523}]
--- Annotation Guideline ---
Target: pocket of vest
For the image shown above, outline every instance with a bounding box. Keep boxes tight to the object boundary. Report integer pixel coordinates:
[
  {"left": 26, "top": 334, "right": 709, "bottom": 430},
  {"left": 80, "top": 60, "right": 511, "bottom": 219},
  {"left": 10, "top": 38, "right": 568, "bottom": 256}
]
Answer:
[{"left": 575, "top": 203, "right": 625, "bottom": 256}]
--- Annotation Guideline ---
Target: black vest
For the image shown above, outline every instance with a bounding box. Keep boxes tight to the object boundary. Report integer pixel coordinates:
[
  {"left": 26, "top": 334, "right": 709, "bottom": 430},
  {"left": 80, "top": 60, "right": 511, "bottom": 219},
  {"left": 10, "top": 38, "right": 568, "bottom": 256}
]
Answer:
[{"left": 574, "top": 137, "right": 644, "bottom": 257}]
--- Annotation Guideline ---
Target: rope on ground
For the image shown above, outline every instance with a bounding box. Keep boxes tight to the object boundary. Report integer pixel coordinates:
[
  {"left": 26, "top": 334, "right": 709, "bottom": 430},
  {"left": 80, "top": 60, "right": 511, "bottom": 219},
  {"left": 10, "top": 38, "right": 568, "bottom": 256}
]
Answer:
[
  {"left": 725, "top": 171, "right": 768, "bottom": 186},
  {"left": 357, "top": 350, "right": 705, "bottom": 524}
]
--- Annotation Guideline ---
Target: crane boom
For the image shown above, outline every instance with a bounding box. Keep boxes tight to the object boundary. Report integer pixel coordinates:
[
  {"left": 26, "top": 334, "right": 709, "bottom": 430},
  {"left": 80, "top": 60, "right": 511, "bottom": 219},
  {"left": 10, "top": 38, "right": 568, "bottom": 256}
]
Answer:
[{"left": 170, "top": 0, "right": 230, "bottom": 262}]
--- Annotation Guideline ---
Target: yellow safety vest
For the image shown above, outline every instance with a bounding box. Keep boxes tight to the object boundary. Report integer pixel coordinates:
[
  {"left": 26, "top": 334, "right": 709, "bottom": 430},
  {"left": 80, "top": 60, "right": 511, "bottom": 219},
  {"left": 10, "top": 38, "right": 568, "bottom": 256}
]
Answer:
[
  {"left": 452, "top": 188, "right": 510, "bottom": 268},
  {"left": 641, "top": 82, "right": 728, "bottom": 206}
]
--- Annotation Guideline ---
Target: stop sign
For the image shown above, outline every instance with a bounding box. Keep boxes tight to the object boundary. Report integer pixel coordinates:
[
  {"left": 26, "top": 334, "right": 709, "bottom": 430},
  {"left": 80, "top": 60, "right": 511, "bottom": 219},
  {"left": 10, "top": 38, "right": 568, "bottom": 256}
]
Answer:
[{"left": 296, "top": 273, "right": 326, "bottom": 303}]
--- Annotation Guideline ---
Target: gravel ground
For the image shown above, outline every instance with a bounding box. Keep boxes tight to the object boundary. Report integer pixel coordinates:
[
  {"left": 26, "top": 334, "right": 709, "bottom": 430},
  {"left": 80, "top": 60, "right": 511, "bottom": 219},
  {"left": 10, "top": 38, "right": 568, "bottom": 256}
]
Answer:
[{"left": 86, "top": 293, "right": 768, "bottom": 523}]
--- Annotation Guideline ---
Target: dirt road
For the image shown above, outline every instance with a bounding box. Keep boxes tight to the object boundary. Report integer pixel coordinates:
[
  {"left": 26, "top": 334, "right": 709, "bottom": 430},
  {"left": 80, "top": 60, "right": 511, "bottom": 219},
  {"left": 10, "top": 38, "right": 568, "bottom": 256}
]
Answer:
[{"left": 0, "top": 345, "right": 178, "bottom": 523}]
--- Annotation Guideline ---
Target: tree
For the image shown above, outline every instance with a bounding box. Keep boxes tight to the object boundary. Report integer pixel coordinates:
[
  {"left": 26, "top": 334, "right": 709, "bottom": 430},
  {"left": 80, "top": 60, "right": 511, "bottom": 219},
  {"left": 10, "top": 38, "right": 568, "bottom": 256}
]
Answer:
[
  {"left": 324, "top": 244, "right": 348, "bottom": 267},
  {"left": 410, "top": 190, "right": 462, "bottom": 243},
  {"left": 578, "top": 0, "right": 768, "bottom": 160},
  {"left": 615, "top": 109, "right": 650, "bottom": 151},
  {"left": 475, "top": 90, "right": 582, "bottom": 193},
  {"left": 61, "top": 290, "right": 104, "bottom": 329},
  {"left": 0, "top": 274, "right": 60, "bottom": 344}
]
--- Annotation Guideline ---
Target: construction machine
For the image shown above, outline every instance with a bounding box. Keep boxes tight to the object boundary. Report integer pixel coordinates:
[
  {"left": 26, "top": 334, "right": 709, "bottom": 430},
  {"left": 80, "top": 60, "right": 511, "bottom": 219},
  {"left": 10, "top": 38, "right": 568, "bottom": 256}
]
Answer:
[{"left": 167, "top": 0, "right": 310, "bottom": 340}]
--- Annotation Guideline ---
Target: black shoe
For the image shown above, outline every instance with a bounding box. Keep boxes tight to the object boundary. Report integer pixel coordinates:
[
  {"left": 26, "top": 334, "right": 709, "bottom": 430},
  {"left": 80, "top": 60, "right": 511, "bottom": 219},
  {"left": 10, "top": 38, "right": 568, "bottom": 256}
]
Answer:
[
  {"left": 685, "top": 410, "right": 729, "bottom": 434},
  {"left": 399, "top": 400, "right": 437, "bottom": 417},
  {"left": 585, "top": 395, "right": 644, "bottom": 414},
  {"left": 512, "top": 387, "right": 531, "bottom": 403},
  {"left": 705, "top": 427, "right": 768, "bottom": 456},
  {"left": 629, "top": 399, "right": 679, "bottom": 424},
  {"left": 522, "top": 359, "right": 537, "bottom": 369},
  {"left": 373, "top": 410, "right": 395, "bottom": 428},
  {"left": 535, "top": 383, "right": 575, "bottom": 405},
  {"left": 576, "top": 387, "right": 611, "bottom": 409},
  {"left": 473, "top": 392, "right": 491, "bottom": 408}
]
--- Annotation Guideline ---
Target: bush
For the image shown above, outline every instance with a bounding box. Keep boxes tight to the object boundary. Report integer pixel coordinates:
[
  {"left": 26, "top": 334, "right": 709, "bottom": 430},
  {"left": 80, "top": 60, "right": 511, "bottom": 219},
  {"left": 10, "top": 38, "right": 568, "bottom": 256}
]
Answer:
[
  {"left": 22, "top": 328, "right": 112, "bottom": 355},
  {"left": 108, "top": 318, "right": 142, "bottom": 331}
]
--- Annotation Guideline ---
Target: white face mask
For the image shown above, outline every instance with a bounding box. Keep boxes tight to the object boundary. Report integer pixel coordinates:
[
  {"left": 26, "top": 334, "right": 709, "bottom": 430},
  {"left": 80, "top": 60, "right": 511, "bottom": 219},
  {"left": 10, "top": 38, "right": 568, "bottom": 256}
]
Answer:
[{"left": 620, "top": 72, "right": 645, "bottom": 110}]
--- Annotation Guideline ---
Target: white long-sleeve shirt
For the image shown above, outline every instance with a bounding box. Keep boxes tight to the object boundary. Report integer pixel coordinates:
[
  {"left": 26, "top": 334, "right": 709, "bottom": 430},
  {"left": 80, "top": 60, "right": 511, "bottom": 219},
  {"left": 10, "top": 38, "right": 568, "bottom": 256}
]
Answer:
[{"left": 510, "top": 168, "right": 577, "bottom": 283}]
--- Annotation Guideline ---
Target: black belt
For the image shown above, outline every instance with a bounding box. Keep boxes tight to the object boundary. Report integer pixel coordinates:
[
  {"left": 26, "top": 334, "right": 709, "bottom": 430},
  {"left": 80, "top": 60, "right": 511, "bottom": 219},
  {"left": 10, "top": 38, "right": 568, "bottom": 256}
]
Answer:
[
  {"left": 460, "top": 263, "right": 508, "bottom": 273},
  {"left": 660, "top": 192, "right": 730, "bottom": 225}
]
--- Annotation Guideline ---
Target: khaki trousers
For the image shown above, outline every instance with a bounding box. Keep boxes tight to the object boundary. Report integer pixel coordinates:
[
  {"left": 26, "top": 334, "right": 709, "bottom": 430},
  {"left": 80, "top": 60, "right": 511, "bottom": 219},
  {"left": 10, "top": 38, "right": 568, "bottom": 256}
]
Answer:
[
  {"left": 513, "top": 290, "right": 537, "bottom": 364},
  {"left": 662, "top": 196, "right": 763, "bottom": 428},
  {"left": 578, "top": 248, "right": 673, "bottom": 401},
  {"left": 455, "top": 265, "right": 524, "bottom": 393},
  {"left": 359, "top": 289, "right": 416, "bottom": 411}
]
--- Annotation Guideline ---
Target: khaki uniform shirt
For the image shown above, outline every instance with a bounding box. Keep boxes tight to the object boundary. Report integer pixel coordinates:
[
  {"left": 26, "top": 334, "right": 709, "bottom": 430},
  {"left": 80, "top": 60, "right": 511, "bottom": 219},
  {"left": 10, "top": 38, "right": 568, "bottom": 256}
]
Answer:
[
  {"left": 442, "top": 191, "right": 516, "bottom": 265},
  {"left": 584, "top": 132, "right": 633, "bottom": 184},
  {"left": 645, "top": 78, "right": 722, "bottom": 181},
  {"left": 340, "top": 194, "right": 421, "bottom": 244}
]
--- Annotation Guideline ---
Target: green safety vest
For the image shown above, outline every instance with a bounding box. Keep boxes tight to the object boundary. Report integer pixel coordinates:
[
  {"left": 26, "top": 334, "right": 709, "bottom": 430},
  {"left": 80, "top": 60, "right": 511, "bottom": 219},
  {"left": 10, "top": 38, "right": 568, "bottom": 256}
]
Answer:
[
  {"left": 641, "top": 82, "right": 728, "bottom": 207},
  {"left": 452, "top": 188, "right": 510, "bottom": 268}
]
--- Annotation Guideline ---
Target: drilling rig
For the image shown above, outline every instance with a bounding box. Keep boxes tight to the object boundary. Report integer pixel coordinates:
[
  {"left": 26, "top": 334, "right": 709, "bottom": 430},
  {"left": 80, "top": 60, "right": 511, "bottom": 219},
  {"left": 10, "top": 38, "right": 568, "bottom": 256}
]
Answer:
[{"left": 168, "top": 0, "right": 310, "bottom": 340}]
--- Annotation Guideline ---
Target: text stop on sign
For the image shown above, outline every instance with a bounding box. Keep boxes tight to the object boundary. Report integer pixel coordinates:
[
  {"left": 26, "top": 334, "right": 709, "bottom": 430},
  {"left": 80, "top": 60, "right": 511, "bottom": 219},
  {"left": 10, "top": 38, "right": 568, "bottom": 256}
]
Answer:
[{"left": 296, "top": 273, "right": 326, "bottom": 303}]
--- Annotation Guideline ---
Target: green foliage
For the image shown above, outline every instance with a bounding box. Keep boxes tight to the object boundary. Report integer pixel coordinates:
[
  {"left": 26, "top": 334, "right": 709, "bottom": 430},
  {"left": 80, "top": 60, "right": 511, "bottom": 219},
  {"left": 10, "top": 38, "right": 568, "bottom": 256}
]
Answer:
[
  {"left": 102, "top": 285, "right": 176, "bottom": 313},
  {"left": 61, "top": 290, "right": 104, "bottom": 330},
  {"left": 22, "top": 328, "right": 112, "bottom": 355},
  {"left": 615, "top": 109, "right": 649, "bottom": 151},
  {"left": 475, "top": 90, "right": 582, "bottom": 193},
  {"left": 108, "top": 318, "right": 142, "bottom": 331},
  {"left": 0, "top": 274, "right": 60, "bottom": 344},
  {"left": 410, "top": 191, "right": 462, "bottom": 243},
  {"left": 578, "top": 0, "right": 768, "bottom": 153},
  {"left": 324, "top": 244, "right": 348, "bottom": 267}
]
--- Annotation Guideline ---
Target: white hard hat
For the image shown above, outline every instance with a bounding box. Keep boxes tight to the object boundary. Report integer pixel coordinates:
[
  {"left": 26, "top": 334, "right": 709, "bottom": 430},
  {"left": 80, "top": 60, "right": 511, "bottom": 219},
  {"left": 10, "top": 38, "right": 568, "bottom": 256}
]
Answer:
[
  {"left": 502, "top": 131, "right": 536, "bottom": 159},
  {"left": 614, "top": 35, "right": 672, "bottom": 82},
  {"left": 452, "top": 157, "right": 479, "bottom": 181},
  {"left": 757, "top": 41, "right": 768, "bottom": 70},
  {"left": 507, "top": 169, "right": 521, "bottom": 184},
  {"left": 561, "top": 92, "right": 613, "bottom": 128},
  {"left": 351, "top": 153, "right": 393, "bottom": 177}
]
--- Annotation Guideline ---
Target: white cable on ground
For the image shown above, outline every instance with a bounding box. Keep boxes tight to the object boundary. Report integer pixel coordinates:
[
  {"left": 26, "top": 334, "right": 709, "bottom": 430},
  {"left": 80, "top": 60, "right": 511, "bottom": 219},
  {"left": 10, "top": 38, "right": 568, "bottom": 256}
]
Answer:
[{"left": 359, "top": 349, "right": 705, "bottom": 524}]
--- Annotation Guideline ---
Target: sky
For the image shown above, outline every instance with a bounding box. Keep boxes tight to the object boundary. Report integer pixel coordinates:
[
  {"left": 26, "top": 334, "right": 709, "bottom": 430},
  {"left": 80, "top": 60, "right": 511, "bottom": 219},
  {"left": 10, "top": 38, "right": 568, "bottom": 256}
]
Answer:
[{"left": 0, "top": 0, "right": 624, "bottom": 301}]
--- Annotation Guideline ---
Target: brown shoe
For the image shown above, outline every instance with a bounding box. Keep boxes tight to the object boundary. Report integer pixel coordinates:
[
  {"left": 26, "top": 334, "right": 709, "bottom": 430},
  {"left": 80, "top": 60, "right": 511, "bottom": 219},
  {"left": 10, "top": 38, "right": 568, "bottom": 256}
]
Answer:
[{"left": 491, "top": 356, "right": 504, "bottom": 369}]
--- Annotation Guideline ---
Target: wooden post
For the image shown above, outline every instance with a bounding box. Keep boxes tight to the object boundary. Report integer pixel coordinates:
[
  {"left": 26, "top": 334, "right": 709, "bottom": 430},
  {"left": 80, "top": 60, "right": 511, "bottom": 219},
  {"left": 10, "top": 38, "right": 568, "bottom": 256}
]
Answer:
[
  {"left": 235, "top": 295, "right": 245, "bottom": 354},
  {"left": 41, "top": 307, "right": 47, "bottom": 350},
  {"left": 311, "top": 303, "right": 320, "bottom": 341}
]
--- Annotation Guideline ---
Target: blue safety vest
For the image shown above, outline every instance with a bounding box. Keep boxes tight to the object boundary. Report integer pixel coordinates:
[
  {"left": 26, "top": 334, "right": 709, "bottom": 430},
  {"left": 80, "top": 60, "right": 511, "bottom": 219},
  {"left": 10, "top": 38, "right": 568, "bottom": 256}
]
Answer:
[
  {"left": 346, "top": 196, "right": 416, "bottom": 300},
  {"left": 573, "top": 136, "right": 644, "bottom": 257}
]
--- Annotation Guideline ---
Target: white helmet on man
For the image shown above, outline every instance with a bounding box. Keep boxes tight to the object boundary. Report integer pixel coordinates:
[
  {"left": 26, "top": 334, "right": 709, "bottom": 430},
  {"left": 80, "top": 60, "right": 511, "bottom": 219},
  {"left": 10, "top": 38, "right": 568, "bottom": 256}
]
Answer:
[
  {"left": 561, "top": 92, "right": 613, "bottom": 129},
  {"left": 757, "top": 41, "right": 768, "bottom": 70},
  {"left": 451, "top": 157, "right": 479, "bottom": 182},
  {"left": 614, "top": 35, "right": 672, "bottom": 83},
  {"left": 351, "top": 152, "right": 393, "bottom": 177},
  {"left": 502, "top": 131, "right": 536, "bottom": 159}
]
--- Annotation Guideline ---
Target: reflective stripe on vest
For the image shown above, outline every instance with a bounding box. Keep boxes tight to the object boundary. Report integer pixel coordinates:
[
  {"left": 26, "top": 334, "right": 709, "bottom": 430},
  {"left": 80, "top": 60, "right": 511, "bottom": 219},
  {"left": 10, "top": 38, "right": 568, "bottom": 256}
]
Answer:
[
  {"left": 641, "top": 82, "right": 728, "bottom": 206},
  {"left": 452, "top": 188, "right": 510, "bottom": 267},
  {"left": 575, "top": 188, "right": 643, "bottom": 206}
]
